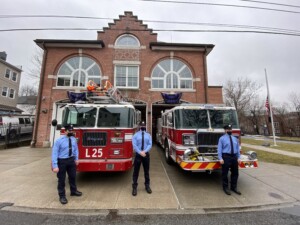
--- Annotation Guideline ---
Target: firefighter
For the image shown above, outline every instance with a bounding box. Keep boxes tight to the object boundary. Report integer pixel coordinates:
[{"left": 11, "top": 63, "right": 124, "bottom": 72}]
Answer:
[
  {"left": 51, "top": 124, "right": 82, "bottom": 204},
  {"left": 217, "top": 124, "right": 242, "bottom": 195},
  {"left": 131, "top": 121, "right": 152, "bottom": 196}
]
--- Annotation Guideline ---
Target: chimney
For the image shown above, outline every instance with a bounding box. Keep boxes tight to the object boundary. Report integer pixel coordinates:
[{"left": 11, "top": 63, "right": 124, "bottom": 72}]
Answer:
[{"left": 0, "top": 51, "right": 7, "bottom": 61}]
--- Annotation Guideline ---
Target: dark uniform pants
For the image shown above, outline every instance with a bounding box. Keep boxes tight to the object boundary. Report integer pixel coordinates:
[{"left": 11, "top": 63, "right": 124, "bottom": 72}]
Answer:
[
  {"left": 222, "top": 154, "right": 239, "bottom": 190},
  {"left": 57, "top": 157, "right": 77, "bottom": 197},
  {"left": 132, "top": 153, "right": 150, "bottom": 188}
]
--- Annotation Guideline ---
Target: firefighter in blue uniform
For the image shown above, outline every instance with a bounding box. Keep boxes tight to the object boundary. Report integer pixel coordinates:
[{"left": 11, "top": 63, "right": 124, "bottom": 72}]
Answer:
[
  {"left": 217, "top": 124, "right": 242, "bottom": 195},
  {"left": 132, "top": 121, "right": 152, "bottom": 196},
  {"left": 52, "top": 124, "right": 82, "bottom": 204}
]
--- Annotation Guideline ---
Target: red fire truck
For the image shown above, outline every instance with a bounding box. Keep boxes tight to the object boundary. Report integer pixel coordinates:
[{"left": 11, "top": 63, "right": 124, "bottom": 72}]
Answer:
[
  {"left": 52, "top": 85, "right": 140, "bottom": 172},
  {"left": 157, "top": 104, "right": 258, "bottom": 172}
]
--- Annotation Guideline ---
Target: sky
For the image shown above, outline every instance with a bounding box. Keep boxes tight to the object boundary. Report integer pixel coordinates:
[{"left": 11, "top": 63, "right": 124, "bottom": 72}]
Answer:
[{"left": 1, "top": 0, "right": 300, "bottom": 107}]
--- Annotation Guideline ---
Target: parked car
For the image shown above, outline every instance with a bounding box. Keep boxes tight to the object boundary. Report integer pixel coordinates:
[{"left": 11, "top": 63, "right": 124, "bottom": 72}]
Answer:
[{"left": 0, "top": 115, "right": 34, "bottom": 138}]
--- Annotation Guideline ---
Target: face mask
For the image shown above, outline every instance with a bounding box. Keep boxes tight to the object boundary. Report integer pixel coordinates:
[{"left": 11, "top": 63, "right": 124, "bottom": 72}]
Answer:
[
  {"left": 227, "top": 131, "right": 232, "bottom": 135},
  {"left": 141, "top": 127, "right": 146, "bottom": 131},
  {"left": 67, "top": 132, "right": 74, "bottom": 137}
]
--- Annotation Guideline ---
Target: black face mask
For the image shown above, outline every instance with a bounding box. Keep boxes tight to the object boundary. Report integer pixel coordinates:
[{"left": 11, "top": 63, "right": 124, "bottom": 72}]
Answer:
[
  {"left": 141, "top": 127, "right": 146, "bottom": 131},
  {"left": 227, "top": 131, "right": 232, "bottom": 135},
  {"left": 67, "top": 132, "right": 74, "bottom": 137}
]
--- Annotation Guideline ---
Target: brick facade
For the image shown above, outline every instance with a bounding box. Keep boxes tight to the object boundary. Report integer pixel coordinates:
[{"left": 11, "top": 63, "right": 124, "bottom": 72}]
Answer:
[{"left": 33, "top": 11, "right": 223, "bottom": 147}]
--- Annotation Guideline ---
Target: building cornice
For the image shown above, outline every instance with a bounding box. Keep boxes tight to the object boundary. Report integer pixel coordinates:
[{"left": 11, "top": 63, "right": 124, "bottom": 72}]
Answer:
[
  {"left": 34, "top": 39, "right": 105, "bottom": 50},
  {"left": 150, "top": 42, "right": 214, "bottom": 54}
]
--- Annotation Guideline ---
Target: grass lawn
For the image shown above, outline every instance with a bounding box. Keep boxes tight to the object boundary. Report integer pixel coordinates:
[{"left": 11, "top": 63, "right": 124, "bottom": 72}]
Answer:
[
  {"left": 242, "top": 138, "right": 300, "bottom": 154},
  {"left": 244, "top": 147, "right": 300, "bottom": 167}
]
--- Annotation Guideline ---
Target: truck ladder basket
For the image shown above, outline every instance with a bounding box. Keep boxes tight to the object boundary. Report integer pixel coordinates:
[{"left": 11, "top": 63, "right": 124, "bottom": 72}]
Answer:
[{"left": 86, "top": 80, "right": 123, "bottom": 104}]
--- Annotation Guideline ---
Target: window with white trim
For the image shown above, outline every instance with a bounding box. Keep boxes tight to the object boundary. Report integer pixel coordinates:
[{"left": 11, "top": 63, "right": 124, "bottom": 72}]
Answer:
[
  {"left": 115, "top": 34, "right": 140, "bottom": 47},
  {"left": 115, "top": 65, "right": 139, "bottom": 88},
  {"left": 2, "top": 87, "right": 8, "bottom": 97},
  {"left": 9, "top": 89, "right": 15, "bottom": 98},
  {"left": 57, "top": 56, "right": 102, "bottom": 87},
  {"left": 151, "top": 59, "right": 193, "bottom": 89},
  {"left": 5, "top": 69, "right": 10, "bottom": 79},
  {"left": 12, "top": 72, "right": 17, "bottom": 82}
]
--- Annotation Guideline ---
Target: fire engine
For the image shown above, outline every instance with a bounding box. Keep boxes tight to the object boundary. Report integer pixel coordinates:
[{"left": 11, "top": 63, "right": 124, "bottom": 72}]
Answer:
[
  {"left": 51, "top": 81, "right": 140, "bottom": 172},
  {"left": 157, "top": 104, "right": 258, "bottom": 172}
]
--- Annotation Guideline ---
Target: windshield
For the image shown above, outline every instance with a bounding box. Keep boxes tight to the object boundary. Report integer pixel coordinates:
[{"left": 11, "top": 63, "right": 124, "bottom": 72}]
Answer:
[
  {"left": 97, "top": 107, "right": 134, "bottom": 128},
  {"left": 209, "top": 109, "right": 239, "bottom": 129},
  {"left": 62, "top": 106, "right": 97, "bottom": 127},
  {"left": 175, "top": 109, "right": 209, "bottom": 129}
]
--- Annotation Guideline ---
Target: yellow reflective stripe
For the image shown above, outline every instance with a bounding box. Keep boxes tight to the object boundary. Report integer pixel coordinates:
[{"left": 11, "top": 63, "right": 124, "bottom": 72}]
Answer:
[
  {"left": 191, "top": 163, "right": 201, "bottom": 170},
  {"left": 181, "top": 162, "right": 189, "bottom": 168},
  {"left": 206, "top": 163, "right": 216, "bottom": 169}
]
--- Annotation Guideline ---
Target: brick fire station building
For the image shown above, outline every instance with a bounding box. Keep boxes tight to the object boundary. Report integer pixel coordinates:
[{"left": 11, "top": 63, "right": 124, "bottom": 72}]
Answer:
[{"left": 32, "top": 11, "right": 223, "bottom": 147}]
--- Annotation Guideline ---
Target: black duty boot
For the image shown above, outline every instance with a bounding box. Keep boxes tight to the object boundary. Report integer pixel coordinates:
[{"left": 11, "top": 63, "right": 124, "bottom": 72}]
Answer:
[
  {"left": 132, "top": 184, "right": 137, "bottom": 196},
  {"left": 223, "top": 188, "right": 231, "bottom": 195},
  {"left": 145, "top": 186, "right": 152, "bottom": 194}
]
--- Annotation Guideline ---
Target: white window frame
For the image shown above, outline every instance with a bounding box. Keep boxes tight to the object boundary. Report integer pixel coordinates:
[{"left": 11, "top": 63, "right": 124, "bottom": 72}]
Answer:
[
  {"left": 114, "top": 65, "right": 139, "bottom": 89},
  {"left": 9, "top": 88, "right": 15, "bottom": 99},
  {"left": 115, "top": 34, "right": 140, "bottom": 48},
  {"left": 57, "top": 56, "right": 102, "bottom": 88},
  {"left": 5, "top": 69, "right": 10, "bottom": 79},
  {"left": 11, "top": 72, "right": 18, "bottom": 82},
  {"left": 1, "top": 87, "right": 8, "bottom": 97},
  {"left": 151, "top": 59, "right": 193, "bottom": 90}
]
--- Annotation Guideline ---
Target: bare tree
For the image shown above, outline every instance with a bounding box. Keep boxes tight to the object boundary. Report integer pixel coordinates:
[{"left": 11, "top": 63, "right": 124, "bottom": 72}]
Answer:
[
  {"left": 18, "top": 84, "right": 38, "bottom": 96},
  {"left": 28, "top": 48, "right": 43, "bottom": 80},
  {"left": 288, "top": 92, "right": 300, "bottom": 120},
  {"left": 246, "top": 98, "right": 265, "bottom": 134},
  {"left": 272, "top": 103, "right": 291, "bottom": 136},
  {"left": 223, "top": 77, "right": 262, "bottom": 119}
]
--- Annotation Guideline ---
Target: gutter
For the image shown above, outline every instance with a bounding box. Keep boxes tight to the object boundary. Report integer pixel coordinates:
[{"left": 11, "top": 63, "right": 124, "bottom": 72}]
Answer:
[
  {"left": 31, "top": 42, "right": 47, "bottom": 147},
  {"left": 203, "top": 46, "right": 208, "bottom": 103}
]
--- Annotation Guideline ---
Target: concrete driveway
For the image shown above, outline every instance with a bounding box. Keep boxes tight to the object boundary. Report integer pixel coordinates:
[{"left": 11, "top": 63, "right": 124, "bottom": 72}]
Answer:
[{"left": 0, "top": 145, "right": 299, "bottom": 213}]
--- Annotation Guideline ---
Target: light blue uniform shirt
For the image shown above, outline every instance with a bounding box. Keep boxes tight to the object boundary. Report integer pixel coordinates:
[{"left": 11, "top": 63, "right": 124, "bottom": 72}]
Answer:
[
  {"left": 132, "top": 130, "right": 152, "bottom": 154},
  {"left": 217, "top": 134, "right": 240, "bottom": 160},
  {"left": 52, "top": 135, "right": 79, "bottom": 169}
]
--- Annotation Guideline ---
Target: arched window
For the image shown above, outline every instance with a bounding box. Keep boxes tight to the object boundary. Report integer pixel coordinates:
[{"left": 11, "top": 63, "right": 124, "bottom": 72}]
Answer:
[
  {"left": 151, "top": 59, "right": 193, "bottom": 89},
  {"left": 57, "top": 56, "right": 102, "bottom": 87},
  {"left": 115, "top": 34, "right": 140, "bottom": 47}
]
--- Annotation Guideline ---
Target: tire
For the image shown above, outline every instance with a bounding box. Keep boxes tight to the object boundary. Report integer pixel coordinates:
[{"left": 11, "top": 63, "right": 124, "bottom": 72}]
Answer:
[
  {"left": 9, "top": 130, "right": 17, "bottom": 139},
  {"left": 164, "top": 142, "right": 173, "bottom": 165}
]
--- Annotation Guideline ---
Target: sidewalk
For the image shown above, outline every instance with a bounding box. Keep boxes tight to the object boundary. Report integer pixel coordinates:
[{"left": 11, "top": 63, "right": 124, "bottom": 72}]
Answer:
[{"left": 242, "top": 143, "right": 300, "bottom": 159}]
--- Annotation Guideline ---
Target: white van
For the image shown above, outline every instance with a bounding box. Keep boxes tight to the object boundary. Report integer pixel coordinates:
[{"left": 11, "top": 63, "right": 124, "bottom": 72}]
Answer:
[{"left": 0, "top": 115, "right": 34, "bottom": 138}]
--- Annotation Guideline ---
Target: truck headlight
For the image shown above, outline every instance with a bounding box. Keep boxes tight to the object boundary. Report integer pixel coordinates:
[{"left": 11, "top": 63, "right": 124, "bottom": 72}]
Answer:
[
  {"left": 182, "top": 134, "right": 195, "bottom": 145},
  {"left": 111, "top": 137, "right": 123, "bottom": 144}
]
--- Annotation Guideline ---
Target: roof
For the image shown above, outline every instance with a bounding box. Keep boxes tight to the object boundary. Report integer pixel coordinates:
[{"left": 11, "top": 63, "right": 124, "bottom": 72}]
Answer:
[
  {"left": 34, "top": 39, "right": 105, "bottom": 50},
  {"left": 150, "top": 42, "right": 214, "bottom": 54},
  {"left": 0, "top": 104, "right": 23, "bottom": 114},
  {"left": 0, "top": 58, "right": 22, "bottom": 72},
  {"left": 17, "top": 96, "right": 37, "bottom": 105}
]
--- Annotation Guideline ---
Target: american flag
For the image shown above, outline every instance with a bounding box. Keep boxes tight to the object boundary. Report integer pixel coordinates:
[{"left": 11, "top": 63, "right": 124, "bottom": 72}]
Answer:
[
  {"left": 265, "top": 97, "right": 270, "bottom": 112},
  {"left": 265, "top": 96, "right": 271, "bottom": 123}
]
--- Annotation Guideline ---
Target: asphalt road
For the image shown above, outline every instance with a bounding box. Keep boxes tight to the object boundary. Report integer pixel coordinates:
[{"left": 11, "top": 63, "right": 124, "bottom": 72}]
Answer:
[{"left": 0, "top": 208, "right": 299, "bottom": 225}]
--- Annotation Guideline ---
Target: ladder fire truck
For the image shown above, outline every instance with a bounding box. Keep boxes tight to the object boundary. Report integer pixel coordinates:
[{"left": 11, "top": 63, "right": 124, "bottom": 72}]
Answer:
[
  {"left": 157, "top": 104, "right": 258, "bottom": 172},
  {"left": 51, "top": 81, "right": 140, "bottom": 172}
]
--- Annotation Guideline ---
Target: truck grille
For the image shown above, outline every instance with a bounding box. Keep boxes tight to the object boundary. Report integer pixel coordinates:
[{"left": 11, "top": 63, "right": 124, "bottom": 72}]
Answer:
[
  {"left": 196, "top": 132, "right": 223, "bottom": 154},
  {"left": 82, "top": 132, "right": 107, "bottom": 146},
  {"left": 197, "top": 132, "right": 223, "bottom": 146}
]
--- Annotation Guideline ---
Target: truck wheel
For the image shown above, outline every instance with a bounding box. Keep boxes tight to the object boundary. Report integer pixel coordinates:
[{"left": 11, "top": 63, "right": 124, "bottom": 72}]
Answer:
[
  {"left": 164, "top": 143, "right": 173, "bottom": 165},
  {"left": 9, "top": 130, "right": 17, "bottom": 139}
]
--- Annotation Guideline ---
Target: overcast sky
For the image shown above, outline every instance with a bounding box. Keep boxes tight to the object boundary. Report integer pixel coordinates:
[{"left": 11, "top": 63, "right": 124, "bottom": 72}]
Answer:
[{"left": 1, "top": 0, "right": 300, "bottom": 106}]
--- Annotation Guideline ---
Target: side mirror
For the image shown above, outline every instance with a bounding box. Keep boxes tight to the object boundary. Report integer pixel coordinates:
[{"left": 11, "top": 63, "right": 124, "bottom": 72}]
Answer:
[{"left": 51, "top": 119, "right": 57, "bottom": 126}]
